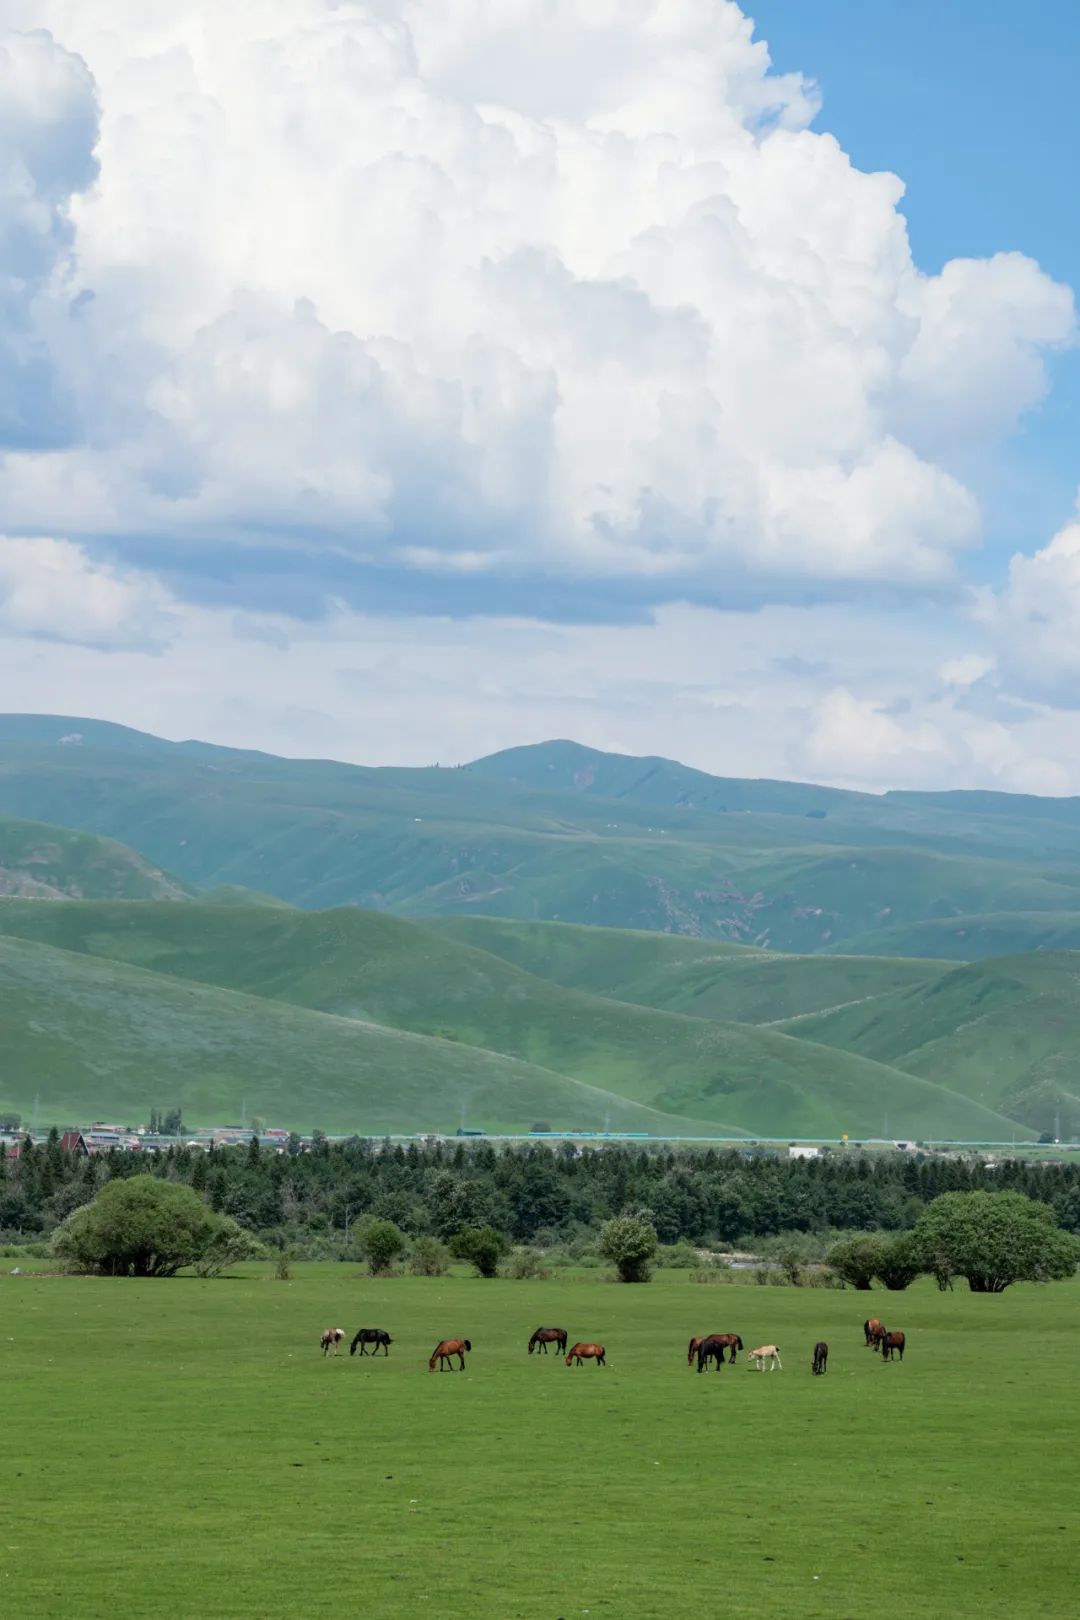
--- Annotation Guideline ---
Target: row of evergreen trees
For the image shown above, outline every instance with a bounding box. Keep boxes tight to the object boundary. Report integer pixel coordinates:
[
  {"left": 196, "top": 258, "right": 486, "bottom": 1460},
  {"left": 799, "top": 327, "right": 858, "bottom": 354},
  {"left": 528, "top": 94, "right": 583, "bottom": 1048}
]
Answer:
[{"left": 4, "top": 1132, "right": 1079, "bottom": 1248}]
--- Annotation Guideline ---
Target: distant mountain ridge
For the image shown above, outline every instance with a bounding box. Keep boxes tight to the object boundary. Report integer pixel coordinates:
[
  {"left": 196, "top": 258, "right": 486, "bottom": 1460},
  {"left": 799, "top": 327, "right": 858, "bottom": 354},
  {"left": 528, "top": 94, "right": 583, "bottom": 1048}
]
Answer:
[{"left": 2, "top": 715, "right": 1080, "bottom": 954}]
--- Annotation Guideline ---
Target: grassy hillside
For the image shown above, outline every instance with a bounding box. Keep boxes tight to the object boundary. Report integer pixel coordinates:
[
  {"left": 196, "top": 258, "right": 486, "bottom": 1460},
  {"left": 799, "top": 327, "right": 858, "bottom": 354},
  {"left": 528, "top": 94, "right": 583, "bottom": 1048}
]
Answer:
[
  {"left": 426, "top": 916, "right": 945, "bottom": 1022},
  {"left": 0, "top": 816, "right": 190, "bottom": 902},
  {"left": 0, "top": 900, "right": 1021, "bottom": 1139},
  {"left": 5, "top": 717, "right": 1080, "bottom": 950},
  {"left": 834, "top": 910, "right": 1080, "bottom": 960},
  {"left": 0, "top": 935, "right": 717, "bottom": 1136},
  {"left": 783, "top": 952, "right": 1080, "bottom": 1138}
]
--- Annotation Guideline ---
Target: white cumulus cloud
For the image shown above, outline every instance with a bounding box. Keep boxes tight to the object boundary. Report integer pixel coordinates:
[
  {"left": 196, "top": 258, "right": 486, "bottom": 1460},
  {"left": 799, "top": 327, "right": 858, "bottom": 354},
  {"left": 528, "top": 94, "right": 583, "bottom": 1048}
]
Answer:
[
  {"left": 0, "top": 1, "right": 1072, "bottom": 600},
  {"left": 0, "top": 534, "right": 172, "bottom": 646}
]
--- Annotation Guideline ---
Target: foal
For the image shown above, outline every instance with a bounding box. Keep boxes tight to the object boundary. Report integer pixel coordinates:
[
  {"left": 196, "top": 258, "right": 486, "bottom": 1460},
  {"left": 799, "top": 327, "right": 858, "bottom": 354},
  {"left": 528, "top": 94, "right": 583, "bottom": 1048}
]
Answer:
[
  {"left": 811, "top": 1341, "right": 828, "bottom": 1375},
  {"left": 747, "top": 1344, "right": 782, "bottom": 1372},
  {"left": 320, "top": 1328, "right": 346, "bottom": 1357}
]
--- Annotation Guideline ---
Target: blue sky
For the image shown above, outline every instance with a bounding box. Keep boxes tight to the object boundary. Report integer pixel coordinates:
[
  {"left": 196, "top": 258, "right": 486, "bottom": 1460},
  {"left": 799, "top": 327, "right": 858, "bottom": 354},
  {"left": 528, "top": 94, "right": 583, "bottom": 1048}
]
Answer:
[
  {"left": 2, "top": 2, "right": 1080, "bottom": 791},
  {"left": 753, "top": 0, "right": 1080, "bottom": 572}
]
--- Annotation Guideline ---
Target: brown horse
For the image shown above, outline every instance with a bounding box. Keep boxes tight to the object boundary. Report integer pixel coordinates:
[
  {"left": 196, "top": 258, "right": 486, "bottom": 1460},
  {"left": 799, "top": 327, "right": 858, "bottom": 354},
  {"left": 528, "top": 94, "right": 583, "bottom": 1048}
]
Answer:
[
  {"left": 864, "top": 1317, "right": 886, "bottom": 1348},
  {"left": 881, "top": 1330, "right": 905, "bottom": 1362},
  {"left": 528, "top": 1327, "right": 568, "bottom": 1356},
  {"left": 687, "top": 1335, "right": 704, "bottom": 1366},
  {"left": 566, "top": 1342, "right": 606, "bottom": 1366},
  {"left": 812, "top": 1340, "right": 828, "bottom": 1375},
  {"left": 429, "top": 1338, "right": 471, "bottom": 1371},
  {"left": 320, "top": 1328, "right": 346, "bottom": 1357},
  {"left": 696, "top": 1333, "right": 744, "bottom": 1372}
]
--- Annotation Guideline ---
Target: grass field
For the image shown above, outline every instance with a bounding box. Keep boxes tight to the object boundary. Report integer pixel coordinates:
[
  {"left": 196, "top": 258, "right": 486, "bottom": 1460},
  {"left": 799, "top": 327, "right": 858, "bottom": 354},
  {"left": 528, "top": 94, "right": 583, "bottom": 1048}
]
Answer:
[{"left": 3, "top": 1266, "right": 1077, "bottom": 1619}]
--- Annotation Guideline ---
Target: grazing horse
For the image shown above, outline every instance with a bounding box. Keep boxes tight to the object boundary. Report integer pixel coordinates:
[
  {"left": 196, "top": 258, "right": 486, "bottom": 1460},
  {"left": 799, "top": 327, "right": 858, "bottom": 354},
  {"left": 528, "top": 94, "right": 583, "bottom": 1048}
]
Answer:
[
  {"left": 688, "top": 1335, "right": 704, "bottom": 1367},
  {"left": 350, "top": 1328, "right": 392, "bottom": 1357},
  {"left": 880, "top": 1330, "right": 905, "bottom": 1362},
  {"left": 528, "top": 1327, "right": 568, "bottom": 1356},
  {"left": 864, "top": 1317, "right": 886, "bottom": 1348},
  {"left": 429, "top": 1338, "right": 471, "bottom": 1371},
  {"left": 812, "top": 1341, "right": 828, "bottom": 1376},
  {"left": 566, "top": 1342, "right": 606, "bottom": 1366},
  {"left": 320, "top": 1328, "right": 346, "bottom": 1357},
  {"left": 696, "top": 1333, "right": 744, "bottom": 1373},
  {"left": 748, "top": 1344, "right": 783, "bottom": 1371}
]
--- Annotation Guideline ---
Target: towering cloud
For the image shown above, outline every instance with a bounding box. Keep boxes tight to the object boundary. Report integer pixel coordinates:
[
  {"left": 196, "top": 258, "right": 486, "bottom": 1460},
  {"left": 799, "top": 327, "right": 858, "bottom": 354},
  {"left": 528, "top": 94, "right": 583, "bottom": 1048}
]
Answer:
[{"left": 0, "top": 1, "right": 1072, "bottom": 601}]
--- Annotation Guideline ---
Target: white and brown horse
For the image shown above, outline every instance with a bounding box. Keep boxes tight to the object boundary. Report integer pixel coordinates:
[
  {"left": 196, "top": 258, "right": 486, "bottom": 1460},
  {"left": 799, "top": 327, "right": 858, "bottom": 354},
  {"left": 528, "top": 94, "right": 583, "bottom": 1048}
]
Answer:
[{"left": 320, "top": 1328, "right": 347, "bottom": 1357}]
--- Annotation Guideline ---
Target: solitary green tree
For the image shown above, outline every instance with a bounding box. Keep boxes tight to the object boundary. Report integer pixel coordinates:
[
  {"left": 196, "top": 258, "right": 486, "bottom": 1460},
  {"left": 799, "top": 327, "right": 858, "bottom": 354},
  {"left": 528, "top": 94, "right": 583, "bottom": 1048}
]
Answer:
[
  {"left": 826, "top": 1235, "right": 879, "bottom": 1290},
  {"left": 52, "top": 1175, "right": 222, "bottom": 1277},
  {"left": 598, "top": 1215, "right": 658, "bottom": 1283},
  {"left": 450, "top": 1226, "right": 507, "bottom": 1278},
  {"left": 355, "top": 1218, "right": 407, "bottom": 1276},
  {"left": 910, "top": 1191, "right": 1080, "bottom": 1294}
]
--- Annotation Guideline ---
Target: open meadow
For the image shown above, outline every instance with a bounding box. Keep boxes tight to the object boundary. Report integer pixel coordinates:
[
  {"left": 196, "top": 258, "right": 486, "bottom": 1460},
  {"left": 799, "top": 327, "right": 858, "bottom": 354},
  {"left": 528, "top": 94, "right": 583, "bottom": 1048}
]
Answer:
[{"left": 3, "top": 1265, "right": 1078, "bottom": 1619}]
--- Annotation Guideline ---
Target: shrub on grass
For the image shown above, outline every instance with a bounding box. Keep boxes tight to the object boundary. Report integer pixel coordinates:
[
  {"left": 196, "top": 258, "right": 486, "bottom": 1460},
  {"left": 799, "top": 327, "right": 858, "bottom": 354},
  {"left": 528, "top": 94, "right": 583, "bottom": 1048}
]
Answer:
[
  {"left": 408, "top": 1236, "right": 450, "bottom": 1277},
  {"left": 598, "top": 1215, "right": 658, "bottom": 1283},
  {"left": 450, "top": 1226, "right": 508, "bottom": 1278},
  {"left": 354, "top": 1218, "right": 407, "bottom": 1276},
  {"left": 52, "top": 1175, "right": 225, "bottom": 1278},
  {"left": 826, "top": 1235, "right": 880, "bottom": 1290},
  {"left": 504, "top": 1247, "right": 550, "bottom": 1280},
  {"left": 872, "top": 1231, "right": 922, "bottom": 1291}
]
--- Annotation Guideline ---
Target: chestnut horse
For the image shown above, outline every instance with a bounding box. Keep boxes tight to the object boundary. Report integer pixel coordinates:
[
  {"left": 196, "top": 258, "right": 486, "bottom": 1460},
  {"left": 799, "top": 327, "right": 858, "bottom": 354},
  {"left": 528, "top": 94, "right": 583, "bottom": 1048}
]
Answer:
[
  {"left": 881, "top": 1330, "right": 905, "bottom": 1362},
  {"left": 696, "top": 1333, "right": 744, "bottom": 1372},
  {"left": 864, "top": 1317, "right": 886, "bottom": 1348},
  {"left": 566, "top": 1342, "right": 606, "bottom": 1366},
  {"left": 528, "top": 1327, "right": 568, "bottom": 1356},
  {"left": 350, "top": 1328, "right": 392, "bottom": 1357},
  {"left": 320, "top": 1328, "right": 346, "bottom": 1357},
  {"left": 687, "top": 1335, "right": 704, "bottom": 1366},
  {"left": 812, "top": 1341, "right": 828, "bottom": 1375},
  {"left": 429, "top": 1338, "right": 471, "bottom": 1371}
]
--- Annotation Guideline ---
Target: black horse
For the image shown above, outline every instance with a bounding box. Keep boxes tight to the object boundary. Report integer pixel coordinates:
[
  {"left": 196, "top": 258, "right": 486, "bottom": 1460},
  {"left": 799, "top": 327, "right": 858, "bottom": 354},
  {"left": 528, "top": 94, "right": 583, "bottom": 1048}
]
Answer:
[
  {"left": 350, "top": 1328, "right": 393, "bottom": 1357},
  {"left": 812, "top": 1341, "right": 828, "bottom": 1375},
  {"left": 696, "top": 1333, "right": 743, "bottom": 1372}
]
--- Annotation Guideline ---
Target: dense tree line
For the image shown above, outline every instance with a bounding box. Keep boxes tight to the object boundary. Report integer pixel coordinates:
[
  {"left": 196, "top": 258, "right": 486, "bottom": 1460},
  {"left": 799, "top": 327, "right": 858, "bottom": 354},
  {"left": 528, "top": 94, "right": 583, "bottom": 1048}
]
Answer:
[{"left": 4, "top": 1133, "right": 1080, "bottom": 1252}]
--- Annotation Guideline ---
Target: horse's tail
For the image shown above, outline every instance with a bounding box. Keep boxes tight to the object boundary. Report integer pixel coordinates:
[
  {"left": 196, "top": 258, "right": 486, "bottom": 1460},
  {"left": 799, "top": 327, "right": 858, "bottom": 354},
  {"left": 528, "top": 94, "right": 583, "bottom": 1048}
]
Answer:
[
  {"left": 463, "top": 1340, "right": 472, "bottom": 1352},
  {"left": 735, "top": 1335, "right": 744, "bottom": 1350}
]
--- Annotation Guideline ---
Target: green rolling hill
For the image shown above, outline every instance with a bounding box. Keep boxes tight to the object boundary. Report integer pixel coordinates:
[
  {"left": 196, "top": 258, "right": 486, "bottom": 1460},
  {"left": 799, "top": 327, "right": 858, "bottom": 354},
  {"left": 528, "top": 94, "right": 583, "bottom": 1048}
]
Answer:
[
  {"left": 779, "top": 952, "right": 1080, "bottom": 1138},
  {"left": 0, "top": 936, "right": 712, "bottom": 1137},
  {"left": 4, "top": 716, "right": 1080, "bottom": 952},
  {"left": 425, "top": 915, "right": 945, "bottom": 1023},
  {"left": 0, "top": 900, "right": 1023, "bottom": 1140},
  {"left": 828, "top": 911, "right": 1080, "bottom": 961},
  {"left": 0, "top": 816, "right": 190, "bottom": 902}
]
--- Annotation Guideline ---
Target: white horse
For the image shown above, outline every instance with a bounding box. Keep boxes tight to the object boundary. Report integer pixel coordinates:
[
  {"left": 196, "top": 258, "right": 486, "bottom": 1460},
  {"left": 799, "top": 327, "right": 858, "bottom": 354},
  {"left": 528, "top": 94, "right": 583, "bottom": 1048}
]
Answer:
[
  {"left": 748, "top": 1344, "right": 782, "bottom": 1371},
  {"left": 320, "top": 1327, "right": 347, "bottom": 1357}
]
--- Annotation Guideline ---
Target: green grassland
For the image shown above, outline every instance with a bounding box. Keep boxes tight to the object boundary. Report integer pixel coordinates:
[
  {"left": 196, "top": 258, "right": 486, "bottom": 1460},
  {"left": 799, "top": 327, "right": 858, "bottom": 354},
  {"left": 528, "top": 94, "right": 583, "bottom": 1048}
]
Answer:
[
  {"left": 0, "top": 816, "right": 190, "bottom": 901},
  {"left": 834, "top": 910, "right": 1080, "bottom": 960},
  {"left": 7, "top": 718, "right": 1080, "bottom": 950},
  {"left": 2, "top": 1265, "right": 1077, "bottom": 1619},
  {"left": 427, "top": 915, "right": 946, "bottom": 1021},
  {"left": 780, "top": 952, "right": 1080, "bottom": 1138},
  {"left": 0, "top": 902, "right": 1024, "bottom": 1139}
]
